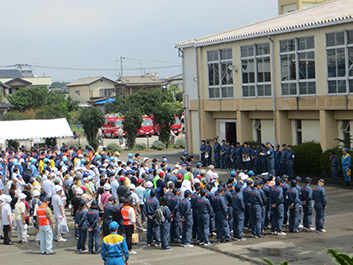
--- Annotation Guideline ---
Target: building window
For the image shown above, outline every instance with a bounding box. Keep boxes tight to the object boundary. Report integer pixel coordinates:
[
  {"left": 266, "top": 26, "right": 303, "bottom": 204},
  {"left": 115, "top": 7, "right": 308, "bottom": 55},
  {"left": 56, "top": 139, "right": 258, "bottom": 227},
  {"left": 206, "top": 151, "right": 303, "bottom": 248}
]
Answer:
[
  {"left": 296, "top": 120, "right": 302, "bottom": 145},
  {"left": 75, "top": 90, "right": 80, "bottom": 95},
  {"left": 341, "top": 120, "right": 351, "bottom": 148},
  {"left": 241, "top": 43, "right": 271, "bottom": 98},
  {"left": 254, "top": 119, "right": 261, "bottom": 143},
  {"left": 207, "top": 49, "right": 233, "bottom": 99},
  {"left": 280, "top": 36, "right": 316, "bottom": 96},
  {"left": 326, "top": 31, "right": 353, "bottom": 94}
]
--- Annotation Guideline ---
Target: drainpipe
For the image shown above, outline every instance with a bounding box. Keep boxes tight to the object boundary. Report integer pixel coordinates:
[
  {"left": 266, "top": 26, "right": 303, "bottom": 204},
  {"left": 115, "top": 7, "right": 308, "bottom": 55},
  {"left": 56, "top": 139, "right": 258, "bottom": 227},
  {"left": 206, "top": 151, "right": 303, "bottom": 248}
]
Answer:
[
  {"left": 196, "top": 46, "right": 201, "bottom": 159},
  {"left": 269, "top": 35, "right": 277, "bottom": 146}
]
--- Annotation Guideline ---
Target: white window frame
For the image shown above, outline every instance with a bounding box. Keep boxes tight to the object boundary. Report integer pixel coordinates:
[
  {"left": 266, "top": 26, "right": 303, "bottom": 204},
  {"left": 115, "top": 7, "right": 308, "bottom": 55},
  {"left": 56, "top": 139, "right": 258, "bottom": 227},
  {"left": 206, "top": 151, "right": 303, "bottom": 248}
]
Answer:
[
  {"left": 326, "top": 30, "right": 353, "bottom": 95},
  {"left": 280, "top": 36, "right": 316, "bottom": 97},
  {"left": 207, "top": 49, "right": 234, "bottom": 99},
  {"left": 241, "top": 43, "right": 271, "bottom": 98}
]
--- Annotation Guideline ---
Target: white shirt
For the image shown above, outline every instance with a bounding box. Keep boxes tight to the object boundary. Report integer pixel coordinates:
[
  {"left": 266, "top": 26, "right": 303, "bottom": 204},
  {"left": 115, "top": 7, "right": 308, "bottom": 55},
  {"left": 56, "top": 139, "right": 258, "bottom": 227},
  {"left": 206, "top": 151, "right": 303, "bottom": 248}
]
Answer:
[
  {"left": 2, "top": 203, "right": 11, "bottom": 225},
  {"left": 130, "top": 192, "right": 139, "bottom": 206},
  {"left": 52, "top": 194, "right": 63, "bottom": 219}
]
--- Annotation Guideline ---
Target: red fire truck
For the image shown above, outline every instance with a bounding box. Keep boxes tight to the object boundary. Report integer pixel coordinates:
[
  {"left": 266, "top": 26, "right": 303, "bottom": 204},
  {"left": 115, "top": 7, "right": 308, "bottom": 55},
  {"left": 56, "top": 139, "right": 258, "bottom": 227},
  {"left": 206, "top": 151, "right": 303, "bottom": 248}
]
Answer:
[
  {"left": 171, "top": 115, "right": 182, "bottom": 135},
  {"left": 138, "top": 115, "right": 155, "bottom": 136},
  {"left": 101, "top": 114, "right": 125, "bottom": 138}
]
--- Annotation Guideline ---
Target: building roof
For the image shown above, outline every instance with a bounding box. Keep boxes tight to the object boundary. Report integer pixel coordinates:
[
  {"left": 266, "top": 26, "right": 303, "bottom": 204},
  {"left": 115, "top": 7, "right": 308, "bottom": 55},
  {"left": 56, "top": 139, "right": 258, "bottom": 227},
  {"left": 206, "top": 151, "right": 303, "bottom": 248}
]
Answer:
[
  {"left": 166, "top": 74, "right": 183, "bottom": 81},
  {"left": 0, "top": 101, "right": 13, "bottom": 109},
  {"left": 5, "top": 77, "right": 32, "bottom": 85},
  {"left": 66, "top": 76, "right": 117, "bottom": 87},
  {"left": 0, "top": 69, "right": 23, "bottom": 79},
  {"left": 175, "top": 0, "right": 353, "bottom": 48},
  {"left": 0, "top": 82, "right": 10, "bottom": 89},
  {"left": 117, "top": 75, "right": 165, "bottom": 86}
]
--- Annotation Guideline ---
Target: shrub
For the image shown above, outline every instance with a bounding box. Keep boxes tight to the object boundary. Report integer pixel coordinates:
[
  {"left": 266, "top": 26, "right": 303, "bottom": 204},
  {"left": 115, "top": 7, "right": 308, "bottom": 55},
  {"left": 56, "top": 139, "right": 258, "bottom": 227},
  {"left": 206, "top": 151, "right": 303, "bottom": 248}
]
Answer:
[
  {"left": 292, "top": 141, "right": 322, "bottom": 174},
  {"left": 151, "top": 140, "right": 165, "bottom": 150},
  {"left": 106, "top": 143, "right": 122, "bottom": 153},
  {"left": 174, "top": 139, "right": 185, "bottom": 149},
  {"left": 134, "top": 143, "right": 146, "bottom": 151}
]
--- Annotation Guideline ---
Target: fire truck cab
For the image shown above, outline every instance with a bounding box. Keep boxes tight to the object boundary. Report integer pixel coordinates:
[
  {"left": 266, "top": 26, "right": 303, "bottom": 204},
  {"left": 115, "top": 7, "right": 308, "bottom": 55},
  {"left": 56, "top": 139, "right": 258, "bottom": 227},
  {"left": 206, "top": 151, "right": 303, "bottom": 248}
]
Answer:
[{"left": 101, "top": 114, "right": 125, "bottom": 138}]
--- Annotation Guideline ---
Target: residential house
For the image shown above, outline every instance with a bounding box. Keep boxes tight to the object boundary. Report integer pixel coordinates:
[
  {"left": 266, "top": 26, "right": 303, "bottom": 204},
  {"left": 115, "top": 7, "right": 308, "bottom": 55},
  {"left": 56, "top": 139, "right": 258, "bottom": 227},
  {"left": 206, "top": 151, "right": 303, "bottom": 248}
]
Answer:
[
  {"left": 116, "top": 73, "right": 165, "bottom": 95},
  {"left": 67, "top": 76, "right": 117, "bottom": 107}
]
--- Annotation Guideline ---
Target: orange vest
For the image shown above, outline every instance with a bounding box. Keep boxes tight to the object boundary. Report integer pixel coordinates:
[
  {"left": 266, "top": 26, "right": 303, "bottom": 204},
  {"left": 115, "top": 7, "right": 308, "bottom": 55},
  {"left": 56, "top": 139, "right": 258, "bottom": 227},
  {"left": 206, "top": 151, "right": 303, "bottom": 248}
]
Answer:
[
  {"left": 37, "top": 205, "right": 51, "bottom": 226},
  {"left": 121, "top": 205, "right": 136, "bottom": 226}
]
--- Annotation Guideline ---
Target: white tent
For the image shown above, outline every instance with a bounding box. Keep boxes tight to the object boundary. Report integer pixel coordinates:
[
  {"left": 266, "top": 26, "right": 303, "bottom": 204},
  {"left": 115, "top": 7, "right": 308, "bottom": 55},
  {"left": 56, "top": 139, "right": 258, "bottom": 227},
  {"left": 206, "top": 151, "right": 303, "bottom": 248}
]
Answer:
[{"left": 0, "top": 118, "right": 73, "bottom": 141}]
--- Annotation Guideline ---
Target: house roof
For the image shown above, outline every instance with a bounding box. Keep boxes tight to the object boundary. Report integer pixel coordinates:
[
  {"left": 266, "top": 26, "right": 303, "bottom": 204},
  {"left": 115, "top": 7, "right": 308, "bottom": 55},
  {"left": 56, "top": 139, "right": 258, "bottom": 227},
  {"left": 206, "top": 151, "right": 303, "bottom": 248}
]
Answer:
[
  {"left": 117, "top": 75, "right": 165, "bottom": 86},
  {"left": 166, "top": 74, "right": 183, "bottom": 81},
  {"left": 66, "top": 76, "right": 117, "bottom": 87},
  {"left": 0, "top": 101, "right": 13, "bottom": 109},
  {"left": 175, "top": 0, "right": 353, "bottom": 48},
  {"left": 0, "top": 69, "right": 23, "bottom": 79},
  {"left": 5, "top": 77, "right": 32, "bottom": 85},
  {"left": 0, "top": 82, "right": 10, "bottom": 89}
]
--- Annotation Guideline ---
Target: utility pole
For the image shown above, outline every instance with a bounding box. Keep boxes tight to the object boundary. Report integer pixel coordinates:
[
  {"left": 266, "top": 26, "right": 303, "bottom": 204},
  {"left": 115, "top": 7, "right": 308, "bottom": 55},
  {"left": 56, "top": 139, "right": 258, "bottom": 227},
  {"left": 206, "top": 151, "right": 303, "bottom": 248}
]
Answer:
[{"left": 120, "top": 56, "right": 125, "bottom": 76}]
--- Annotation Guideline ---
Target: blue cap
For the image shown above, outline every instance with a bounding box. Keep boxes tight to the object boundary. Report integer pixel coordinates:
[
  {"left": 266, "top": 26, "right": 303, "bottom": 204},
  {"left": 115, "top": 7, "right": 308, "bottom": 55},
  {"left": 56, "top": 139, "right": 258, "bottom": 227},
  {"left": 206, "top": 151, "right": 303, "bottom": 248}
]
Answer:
[
  {"left": 13, "top": 162, "right": 18, "bottom": 166},
  {"left": 110, "top": 157, "right": 114, "bottom": 161},
  {"left": 43, "top": 158, "right": 49, "bottom": 162},
  {"left": 81, "top": 159, "right": 86, "bottom": 163},
  {"left": 230, "top": 171, "right": 236, "bottom": 176},
  {"left": 248, "top": 170, "right": 254, "bottom": 176},
  {"left": 196, "top": 162, "right": 202, "bottom": 167},
  {"left": 128, "top": 153, "right": 133, "bottom": 157},
  {"left": 109, "top": 221, "right": 119, "bottom": 230},
  {"left": 162, "top": 158, "right": 168, "bottom": 162},
  {"left": 148, "top": 168, "right": 153, "bottom": 173},
  {"left": 221, "top": 139, "right": 225, "bottom": 142},
  {"left": 96, "top": 155, "right": 101, "bottom": 159},
  {"left": 167, "top": 166, "right": 171, "bottom": 170},
  {"left": 343, "top": 147, "right": 348, "bottom": 151},
  {"left": 182, "top": 164, "right": 187, "bottom": 167}
]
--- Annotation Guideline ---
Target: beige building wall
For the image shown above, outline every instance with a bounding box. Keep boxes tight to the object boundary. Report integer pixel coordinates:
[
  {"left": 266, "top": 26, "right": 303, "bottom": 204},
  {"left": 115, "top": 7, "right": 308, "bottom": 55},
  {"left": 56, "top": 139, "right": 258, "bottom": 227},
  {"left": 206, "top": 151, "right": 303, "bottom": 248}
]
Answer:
[
  {"left": 278, "top": 0, "right": 329, "bottom": 15},
  {"left": 69, "top": 85, "right": 90, "bottom": 104}
]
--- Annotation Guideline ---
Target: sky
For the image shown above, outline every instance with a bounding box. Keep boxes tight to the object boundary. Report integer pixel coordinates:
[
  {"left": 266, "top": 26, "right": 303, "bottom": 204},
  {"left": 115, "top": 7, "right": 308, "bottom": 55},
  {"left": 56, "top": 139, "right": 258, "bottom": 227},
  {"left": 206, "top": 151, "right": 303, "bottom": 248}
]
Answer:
[{"left": 0, "top": 0, "right": 277, "bottom": 82}]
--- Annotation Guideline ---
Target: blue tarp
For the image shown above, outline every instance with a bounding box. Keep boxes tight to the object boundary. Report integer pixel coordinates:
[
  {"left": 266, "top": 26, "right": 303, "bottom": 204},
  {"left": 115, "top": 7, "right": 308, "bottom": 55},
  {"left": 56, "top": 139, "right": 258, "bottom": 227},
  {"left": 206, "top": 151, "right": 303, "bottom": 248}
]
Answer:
[{"left": 96, "top": 98, "right": 116, "bottom": 105}]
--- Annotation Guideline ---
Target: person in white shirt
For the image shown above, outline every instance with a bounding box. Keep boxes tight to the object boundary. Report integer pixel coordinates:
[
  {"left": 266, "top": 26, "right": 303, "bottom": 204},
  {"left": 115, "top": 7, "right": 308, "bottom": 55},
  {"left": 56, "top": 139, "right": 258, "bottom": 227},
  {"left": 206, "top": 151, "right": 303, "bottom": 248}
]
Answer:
[
  {"left": 15, "top": 193, "right": 28, "bottom": 243},
  {"left": 129, "top": 184, "right": 144, "bottom": 232},
  {"left": 2, "top": 195, "right": 13, "bottom": 244},
  {"left": 52, "top": 186, "right": 67, "bottom": 242}
]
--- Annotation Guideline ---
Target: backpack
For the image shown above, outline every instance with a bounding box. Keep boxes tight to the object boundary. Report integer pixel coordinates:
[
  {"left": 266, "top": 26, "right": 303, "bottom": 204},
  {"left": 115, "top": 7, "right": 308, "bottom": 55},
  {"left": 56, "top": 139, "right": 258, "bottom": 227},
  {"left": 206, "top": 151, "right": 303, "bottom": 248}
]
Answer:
[
  {"left": 155, "top": 206, "right": 165, "bottom": 224},
  {"left": 68, "top": 184, "right": 75, "bottom": 200},
  {"left": 113, "top": 205, "right": 124, "bottom": 226}
]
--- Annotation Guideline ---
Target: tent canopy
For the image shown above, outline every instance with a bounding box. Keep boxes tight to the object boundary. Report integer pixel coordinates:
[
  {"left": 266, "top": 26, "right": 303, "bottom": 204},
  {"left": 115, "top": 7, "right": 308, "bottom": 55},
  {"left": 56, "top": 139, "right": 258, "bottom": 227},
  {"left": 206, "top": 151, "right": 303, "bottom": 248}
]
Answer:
[{"left": 0, "top": 118, "right": 73, "bottom": 140}]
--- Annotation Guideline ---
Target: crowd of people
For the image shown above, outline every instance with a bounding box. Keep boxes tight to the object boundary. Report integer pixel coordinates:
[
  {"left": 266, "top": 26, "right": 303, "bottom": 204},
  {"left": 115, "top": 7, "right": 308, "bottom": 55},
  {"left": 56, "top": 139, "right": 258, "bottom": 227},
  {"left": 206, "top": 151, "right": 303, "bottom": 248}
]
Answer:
[
  {"left": 0, "top": 142, "right": 328, "bottom": 263},
  {"left": 201, "top": 139, "right": 295, "bottom": 178}
]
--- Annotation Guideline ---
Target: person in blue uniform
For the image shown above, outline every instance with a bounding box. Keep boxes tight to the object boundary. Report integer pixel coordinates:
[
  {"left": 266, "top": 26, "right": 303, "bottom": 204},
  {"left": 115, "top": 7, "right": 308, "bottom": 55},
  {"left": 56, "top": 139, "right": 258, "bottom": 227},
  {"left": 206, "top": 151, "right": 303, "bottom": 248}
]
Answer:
[
  {"left": 251, "top": 143, "right": 258, "bottom": 174},
  {"left": 341, "top": 148, "right": 351, "bottom": 186},
  {"left": 168, "top": 188, "right": 181, "bottom": 243},
  {"left": 254, "top": 143, "right": 261, "bottom": 174},
  {"left": 282, "top": 175, "right": 290, "bottom": 226},
  {"left": 179, "top": 190, "right": 193, "bottom": 247},
  {"left": 270, "top": 177, "right": 286, "bottom": 235},
  {"left": 224, "top": 184, "right": 234, "bottom": 232},
  {"left": 261, "top": 176, "right": 271, "bottom": 228},
  {"left": 205, "top": 184, "right": 215, "bottom": 236},
  {"left": 274, "top": 145, "right": 281, "bottom": 176},
  {"left": 295, "top": 176, "right": 302, "bottom": 228},
  {"left": 242, "top": 179, "right": 253, "bottom": 229},
  {"left": 286, "top": 145, "right": 295, "bottom": 179},
  {"left": 225, "top": 141, "right": 232, "bottom": 170},
  {"left": 313, "top": 179, "right": 327, "bottom": 233},
  {"left": 258, "top": 180, "right": 267, "bottom": 233},
  {"left": 230, "top": 143, "right": 236, "bottom": 170},
  {"left": 235, "top": 142, "right": 243, "bottom": 171},
  {"left": 103, "top": 197, "right": 118, "bottom": 237},
  {"left": 87, "top": 200, "right": 100, "bottom": 254},
  {"left": 213, "top": 138, "right": 221, "bottom": 168},
  {"left": 286, "top": 180, "right": 300, "bottom": 233},
  {"left": 200, "top": 140, "right": 206, "bottom": 167},
  {"left": 329, "top": 151, "right": 339, "bottom": 184},
  {"left": 76, "top": 200, "right": 88, "bottom": 252},
  {"left": 242, "top": 142, "right": 251, "bottom": 171},
  {"left": 101, "top": 221, "right": 129, "bottom": 265},
  {"left": 232, "top": 184, "right": 246, "bottom": 241},
  {"left": 301, "top": 177, "right": 313, "bottom": 231},
  {"left": 213, "top": 187, "right": 231, "bottom": 242},
  {"left": 266, "top": 142, "right": 275, "bottom": 175},
  {"left": 191, "top": 185, "right": 201, "bottom": 240},
  {"left": 259, "top": 144, "right": 267, "bottom": 173},
  {"left": 197, "top": 189, "right": 214, "bottom": 246},
  {"left": 160, "top": 196, "right": 173, "bottom": 250},
  {"left": 280, "top": 144, "right": 288, "bottom": 175},
  {"left": 220, "top": 140, "right": 227, "bottom": 169},
  {"left": 145, "top": 189, "right": 161, "bottom": 246},
  {"left": 249, "top": 181, "right": 264, "bottom": 238},
  {"left": 205, "top": 142, "right": 212, "bottom": 167}
]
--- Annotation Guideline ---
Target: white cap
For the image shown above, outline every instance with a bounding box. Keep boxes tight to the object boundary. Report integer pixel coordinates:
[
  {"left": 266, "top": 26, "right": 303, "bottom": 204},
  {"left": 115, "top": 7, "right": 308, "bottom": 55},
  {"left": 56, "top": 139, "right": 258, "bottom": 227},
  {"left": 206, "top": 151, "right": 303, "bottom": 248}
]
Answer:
[
  {"left": 89, "top": 165, "right": 95, "bottom": 168},
  {"left": 19, "top": 193, "right": 27, "bottom": 200},
  {"left": 145, "top": 181, "right": 153, "bottom": 188},
  {"left": 241, "top": 175, "right": 249, "bottom": 181},
  {"left": 129, "top": 184, "right": 136, "bottom": 190},
  {"left": 194, "top": 178, "right": 201, "bottom": 183},
  {"left": 33, "top": 190, "right": 41, "bottom": 197},
  {"left": 76, "top": 188, "right": 83, "bottom": 195},
  {"left": 213, "top": 173, "right": 219, "bottom": 179},
  {"left": 144, "top": 157, "right": 149, "bottom": 161},
  {"left": 104, "top": 183, "right": 111, "bottom": 190},
  {"left": 78, "top": 154, "right": 84, "bottom": 158},
  {"left": 239, "top": 172, "right": 245, "bottom": 177},
  {"left": 5, "top": 195, "right": 12, "bottom": 203},
  {"left": 102, "top": 163, "right": 108, "bottom": 167},
  {"left": 55, "top": 185, "right": 62, "bottom": 193}
]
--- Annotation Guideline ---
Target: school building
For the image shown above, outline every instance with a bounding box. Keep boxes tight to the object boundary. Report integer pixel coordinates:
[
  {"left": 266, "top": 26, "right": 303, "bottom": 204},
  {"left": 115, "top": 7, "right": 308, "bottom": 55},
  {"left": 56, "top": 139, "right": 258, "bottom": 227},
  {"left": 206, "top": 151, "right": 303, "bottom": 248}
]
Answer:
[{"left": 176, "top": 0, "right": 353, "bottom": 155}]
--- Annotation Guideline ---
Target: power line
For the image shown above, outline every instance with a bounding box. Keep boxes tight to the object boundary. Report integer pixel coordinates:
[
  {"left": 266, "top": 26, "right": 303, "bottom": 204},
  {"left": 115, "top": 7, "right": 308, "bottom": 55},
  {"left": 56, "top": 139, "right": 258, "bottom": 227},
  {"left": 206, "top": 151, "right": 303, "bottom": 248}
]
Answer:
[
  {"left": 125, "top": 57, "right": 181, "bottom": 64},
  {"left": 31, "top": 64, "right": 181, "bottom": 71}
]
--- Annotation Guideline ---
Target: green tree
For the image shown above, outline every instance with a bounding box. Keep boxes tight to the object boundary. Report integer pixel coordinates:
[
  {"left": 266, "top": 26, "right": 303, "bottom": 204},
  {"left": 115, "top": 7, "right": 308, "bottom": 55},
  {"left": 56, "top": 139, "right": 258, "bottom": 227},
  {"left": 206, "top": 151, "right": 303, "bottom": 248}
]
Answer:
[
  {"left": 51, "top": 81, "right": 69, "bottom": 88},
  {"left": 175, "top": 91, "right": 183, "bottom": 102},
  {"left": 152, "top": 102, "right": 175, "bottom": 148},
  {"left": 35, "top": 103, "right": 71, "bottom": 123},
  {"left": 122, "top": 108, "right": 142, "bottom": 149},
  {"left": 78, "top": 107, "right": 105, "bottom": 151},
  {"left": 65, "top": 96, "right": 80, "bottom": 112}
]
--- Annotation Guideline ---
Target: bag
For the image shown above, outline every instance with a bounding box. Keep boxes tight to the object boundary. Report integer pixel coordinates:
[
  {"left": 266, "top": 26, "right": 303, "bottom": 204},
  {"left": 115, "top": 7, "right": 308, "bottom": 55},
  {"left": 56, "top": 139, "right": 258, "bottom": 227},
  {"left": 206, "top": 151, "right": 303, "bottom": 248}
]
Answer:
[
  {"left": 68, "top": 184, "right": 75, "bottom": 200},
  {"left": 132, "top": 233, "right": 139, "bottom": 244},
  {"left": 61, "top": 218, "right": 69, "bottom": 233},
  {"left": 155, "top": 206, "right": 165, "bottom": 224}
]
